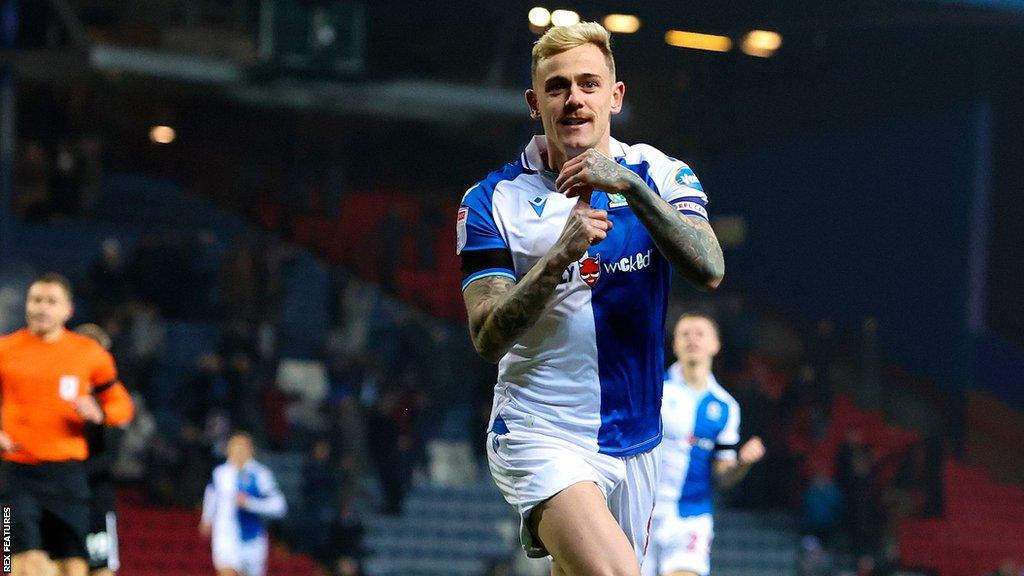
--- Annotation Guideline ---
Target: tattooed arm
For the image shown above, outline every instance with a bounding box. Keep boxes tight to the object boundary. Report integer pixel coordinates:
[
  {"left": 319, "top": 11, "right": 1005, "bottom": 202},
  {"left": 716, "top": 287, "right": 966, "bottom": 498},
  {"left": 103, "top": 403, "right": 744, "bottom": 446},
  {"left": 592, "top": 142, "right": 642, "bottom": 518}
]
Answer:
[
  {"left": 556, "top": 149, "right": 725, "bottom": 291},
  {"left": 463, "top": 197, "right": 612, "bottom": 363},
  {"left": 463, "top": 260, "right": 564, "bottom": 364}
]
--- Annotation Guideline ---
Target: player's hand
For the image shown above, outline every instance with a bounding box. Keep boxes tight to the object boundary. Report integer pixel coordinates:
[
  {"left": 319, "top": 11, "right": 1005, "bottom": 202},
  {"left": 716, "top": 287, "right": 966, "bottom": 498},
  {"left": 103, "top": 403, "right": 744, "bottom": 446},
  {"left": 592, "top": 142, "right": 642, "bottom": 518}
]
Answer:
[
  {"left": 199, "top": 520, "right": 212, "bottom": 538},
  {"left": 550, "top": 195, "right": 613, "bottom": 267},
  {"left": 738, "top": 436, "right": 765, "bottom": 466},
  {"left": 555, "top": 149, "right": 639, "bottom": 198},
  {"left": 73, "top": 395, "right": 105, "bottom": 424},
  {"left": 236, "top": 492, "right": 249, "bottom": 508},
  {"left": 0, "top": 430, "right": 18, "bottom": 452}
]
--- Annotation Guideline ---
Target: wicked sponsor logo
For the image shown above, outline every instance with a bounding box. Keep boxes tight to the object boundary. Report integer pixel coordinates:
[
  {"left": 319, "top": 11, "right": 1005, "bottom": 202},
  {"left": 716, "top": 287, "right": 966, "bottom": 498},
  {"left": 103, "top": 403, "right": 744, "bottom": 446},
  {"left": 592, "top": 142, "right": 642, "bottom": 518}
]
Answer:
[{"left": 603, "top": 249, "right": 653, "bottom": 274}]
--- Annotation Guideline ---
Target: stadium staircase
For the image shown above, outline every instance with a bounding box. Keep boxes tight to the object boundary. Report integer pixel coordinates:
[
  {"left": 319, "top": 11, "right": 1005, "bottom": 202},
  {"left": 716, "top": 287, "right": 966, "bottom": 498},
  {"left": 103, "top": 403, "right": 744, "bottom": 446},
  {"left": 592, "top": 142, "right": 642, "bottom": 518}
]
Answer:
[
  {"left": 358, "top": 479, "right": 799, "bottom": 576},
  {"left": 362, "top": 482, "right": 519, "bottom": 576},
  {"left": 710, "top": 508, "right": 800, "bottom": 576}
]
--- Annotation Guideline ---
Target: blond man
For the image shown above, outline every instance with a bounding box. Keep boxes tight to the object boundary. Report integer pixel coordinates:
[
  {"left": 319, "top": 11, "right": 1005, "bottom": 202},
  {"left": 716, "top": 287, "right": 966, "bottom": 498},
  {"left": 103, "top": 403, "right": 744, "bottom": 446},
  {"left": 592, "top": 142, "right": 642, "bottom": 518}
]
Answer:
[{"left": 458, "top": 22, "right": 724, "bottom": 576}]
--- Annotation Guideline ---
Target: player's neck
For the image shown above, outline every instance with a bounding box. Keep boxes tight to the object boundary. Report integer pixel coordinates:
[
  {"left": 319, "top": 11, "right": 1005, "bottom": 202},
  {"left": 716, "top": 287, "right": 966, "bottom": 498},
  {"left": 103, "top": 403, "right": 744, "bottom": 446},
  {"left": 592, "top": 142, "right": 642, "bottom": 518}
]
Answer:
[
  {"left": 543, "top": 136, "right": 611, "bottom": 172},
  {"left": 682, "top": 363, "right": 711, "bottom": 390},
  {"left": 30, "top": 326, "right": 65, "bottom": 343}
]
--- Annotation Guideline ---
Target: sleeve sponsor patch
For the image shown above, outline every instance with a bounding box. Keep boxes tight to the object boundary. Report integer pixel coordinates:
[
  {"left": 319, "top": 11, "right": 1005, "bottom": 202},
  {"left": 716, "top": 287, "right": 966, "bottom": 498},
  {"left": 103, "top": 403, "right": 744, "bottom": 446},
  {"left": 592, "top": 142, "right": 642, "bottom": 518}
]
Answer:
[
  {"left": 673, "top": 200, "right": 708, "bottom": 219},
  {"left": 674, "top": 166, "right": 704, "bottom": 191},
  {"left": 456, "top": 207, "right": 468, "bottom": 254}
]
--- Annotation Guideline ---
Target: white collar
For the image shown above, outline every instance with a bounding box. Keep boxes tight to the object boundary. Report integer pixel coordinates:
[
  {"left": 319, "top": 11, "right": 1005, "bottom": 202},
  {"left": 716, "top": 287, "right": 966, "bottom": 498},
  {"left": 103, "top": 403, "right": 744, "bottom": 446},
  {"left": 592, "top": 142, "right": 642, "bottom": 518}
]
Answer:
[{"left": 520, "top": 135, "right": 628, "bottom": 174}]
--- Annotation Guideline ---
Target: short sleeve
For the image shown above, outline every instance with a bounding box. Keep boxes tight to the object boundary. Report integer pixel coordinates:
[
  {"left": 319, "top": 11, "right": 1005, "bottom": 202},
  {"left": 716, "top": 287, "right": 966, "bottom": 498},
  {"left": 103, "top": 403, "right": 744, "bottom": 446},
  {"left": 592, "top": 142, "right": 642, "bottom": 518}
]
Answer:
[
  {"left": 715, "top": 399, "right": 741, "bottom": 461},
  {"left": 642, "top": 146, "right": 710, "bottom": 220},
  {"left": 92, "top": 347, "right": 118, "bottom": 387},
  {"left": 458, "top": 185, "right": 510, "bottom": 255},
  {"left": 457, "top": 184, "right": 516, "bottom": 289}
]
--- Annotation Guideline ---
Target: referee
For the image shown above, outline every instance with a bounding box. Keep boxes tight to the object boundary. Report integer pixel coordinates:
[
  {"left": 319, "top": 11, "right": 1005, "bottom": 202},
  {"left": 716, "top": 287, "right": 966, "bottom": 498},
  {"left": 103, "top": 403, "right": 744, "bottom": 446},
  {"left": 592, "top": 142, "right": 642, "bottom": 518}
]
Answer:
[{"left": 0, "top": 274, "right": 134, "bottom": 576}]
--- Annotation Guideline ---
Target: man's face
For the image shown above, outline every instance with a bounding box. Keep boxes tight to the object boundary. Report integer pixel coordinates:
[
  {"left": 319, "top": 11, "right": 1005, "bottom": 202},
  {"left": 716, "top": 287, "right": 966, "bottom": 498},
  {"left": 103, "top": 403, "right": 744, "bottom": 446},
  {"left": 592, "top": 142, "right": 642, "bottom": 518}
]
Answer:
[
  {"left": 25, "top": 282, "right": 73, "bottom": 337},
  {"left": 673, "top": 316, "right": 721, "bottom": 366},
  {"left": 529, "top": 43, "right": 624, "bottom": 159},
  {"left": 227, "top": 435, "right": 254, "bottom": 466}
]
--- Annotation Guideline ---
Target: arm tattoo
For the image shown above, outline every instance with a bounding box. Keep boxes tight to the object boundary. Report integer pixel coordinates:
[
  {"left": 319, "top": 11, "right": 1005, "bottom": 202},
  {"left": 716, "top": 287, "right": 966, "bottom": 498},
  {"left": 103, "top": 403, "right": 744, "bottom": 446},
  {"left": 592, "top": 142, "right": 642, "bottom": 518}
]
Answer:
[
  {"left": 625, "top": 177, "right": 725, "bottom": 290},
  {"left": 463, "top": 260, "right": 565, "bottom": 362}
]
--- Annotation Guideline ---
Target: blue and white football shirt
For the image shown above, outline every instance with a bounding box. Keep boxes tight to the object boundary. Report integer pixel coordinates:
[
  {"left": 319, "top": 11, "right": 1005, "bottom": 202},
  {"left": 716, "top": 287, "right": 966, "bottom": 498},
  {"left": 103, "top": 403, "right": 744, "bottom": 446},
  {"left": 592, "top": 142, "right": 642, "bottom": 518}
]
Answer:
[
  {"left": 458, "top": 136, "right": 710, "bottom": 457},
  {"left": 656, "top": 364, "right": 740, "bottom": 517}
]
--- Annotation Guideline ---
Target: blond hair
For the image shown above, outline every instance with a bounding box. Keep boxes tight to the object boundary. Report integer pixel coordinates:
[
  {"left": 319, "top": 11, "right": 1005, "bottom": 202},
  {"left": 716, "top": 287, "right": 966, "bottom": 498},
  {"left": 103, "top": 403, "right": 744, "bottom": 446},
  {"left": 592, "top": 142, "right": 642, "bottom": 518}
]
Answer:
[{"left": 532, "top": 22, "right": 615, "bottom": 80}]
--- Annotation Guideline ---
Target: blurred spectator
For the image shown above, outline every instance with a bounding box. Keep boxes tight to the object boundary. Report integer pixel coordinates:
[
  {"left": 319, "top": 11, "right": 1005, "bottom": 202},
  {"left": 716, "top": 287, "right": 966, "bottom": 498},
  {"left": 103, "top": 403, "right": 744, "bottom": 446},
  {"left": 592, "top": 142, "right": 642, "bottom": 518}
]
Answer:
[
  {"left": 303, "top": 438, "right": 339, "bottom": 529},
  {"left": 366, "top": 387, "right": 423, "bottom": 514},
  {"left": 226, "top": 352, "right": 266, "bottom": 444},
  {"left": 326, "top": 497, "right": 365, "bottom": 576},
  {"left": 49, "top": 138, "right": 85, "bottom": 218},
  {"left": 797, "top": 536, "right": 835, "bottom": 576},
  {"left": 221, "top": 237, "right": 260, "bottom": 323},
  {"left": 177, "top": 423, "right": 214, "bottom": 506},
  {"left": 14, "top": 140, "right": 52, "bottom": 221},
  {"left": 333, "top": 556, "right": 363, "bottom": 576},
  {"left": 803, "top": 468, "right": 844, "bottom": 545},
  {"left": 83, "top": 238, "right": 132, "bottom": 325},
  {"left": 837, "top": 430, "right": 884, "bottom": 557},
  {"left": 838, "top": 554, "right": 881, "bottom": 576},
  {"left": 186, "top": 353, "right": 229, "bottom": 429},
  {"left": 716, "top": 294, "right": 758, "bottom": 371}
]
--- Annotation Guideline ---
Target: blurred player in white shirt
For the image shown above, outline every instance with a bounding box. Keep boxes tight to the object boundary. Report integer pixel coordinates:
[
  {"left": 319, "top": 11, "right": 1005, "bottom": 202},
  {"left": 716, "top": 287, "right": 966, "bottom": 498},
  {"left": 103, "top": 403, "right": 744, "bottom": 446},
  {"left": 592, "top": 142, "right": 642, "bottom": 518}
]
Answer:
[
  {"left": 200, "top": 432, "right": 287, "bottom": 576},
  {"left": 643, "top": 314, "right": 765, "bottom": 576}
]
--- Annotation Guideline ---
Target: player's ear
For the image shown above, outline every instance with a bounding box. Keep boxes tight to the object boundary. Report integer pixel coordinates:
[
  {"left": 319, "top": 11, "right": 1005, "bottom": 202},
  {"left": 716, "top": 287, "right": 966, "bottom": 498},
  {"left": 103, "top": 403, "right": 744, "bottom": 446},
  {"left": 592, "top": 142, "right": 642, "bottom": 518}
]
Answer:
[
  {"left": 525, "top": 89, "right": 541, "bottom": 120},
  {"left": 610, "top": 81, "right": 625, "bottom": 115}
]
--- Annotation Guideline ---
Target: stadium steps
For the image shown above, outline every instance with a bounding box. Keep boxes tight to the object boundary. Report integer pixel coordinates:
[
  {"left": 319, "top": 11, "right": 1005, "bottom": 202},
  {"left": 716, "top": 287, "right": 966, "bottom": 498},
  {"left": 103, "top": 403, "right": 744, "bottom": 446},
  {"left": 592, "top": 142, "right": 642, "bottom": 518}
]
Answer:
[
  {"left": 711, "top": 508, "right": 800, "bottom": 575},
  {"left": 899, "top": 459, "right": 1024, "bottom": 576},
  {"left": 363, "top": 481, "right": 518, "bottom": 576},
  {"left": 361, "top": 480, "right": 800, "bottom": 576},
  {"left": 115, "top": 505, "right": 318, "bottom": 576}
]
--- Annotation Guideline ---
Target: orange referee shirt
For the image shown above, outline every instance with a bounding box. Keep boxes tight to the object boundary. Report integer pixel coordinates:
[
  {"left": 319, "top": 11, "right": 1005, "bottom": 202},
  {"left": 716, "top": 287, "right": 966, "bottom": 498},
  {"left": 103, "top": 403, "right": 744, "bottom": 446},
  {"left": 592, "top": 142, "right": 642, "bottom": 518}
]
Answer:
[{"left": 0, "top": 328, "right": 134, "bottom": 464}]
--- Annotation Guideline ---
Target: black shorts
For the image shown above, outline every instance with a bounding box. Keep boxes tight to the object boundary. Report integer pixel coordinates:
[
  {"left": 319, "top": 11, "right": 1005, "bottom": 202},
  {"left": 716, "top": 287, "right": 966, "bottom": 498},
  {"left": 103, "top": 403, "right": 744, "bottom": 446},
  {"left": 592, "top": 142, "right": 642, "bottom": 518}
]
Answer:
[
  {"left": 86, "top": 480, "right": 119, "bottom": 570},
  {"left": 0, "top": 460, "right": 90, "bottom": 559}
]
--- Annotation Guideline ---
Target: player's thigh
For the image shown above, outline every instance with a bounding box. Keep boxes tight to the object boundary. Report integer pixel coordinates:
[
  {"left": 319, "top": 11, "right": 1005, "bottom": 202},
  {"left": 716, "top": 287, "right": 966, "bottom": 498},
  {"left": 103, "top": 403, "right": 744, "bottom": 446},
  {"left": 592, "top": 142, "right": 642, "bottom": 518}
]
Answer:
[
  {"left": 89, "top": 570, "right": 115, "bottom": 576},
  {"left": 53, "top": 558, "right": 88, "bottom": 576},
  {"left": 216, "top": 569, "right": 241, "bottom": 576},
  {"left": 12, "top": 551, "right": 51, "bottom": 576},
  {"left": 664, "top": 571, "right": 699, "bottom": 576},
  {"left": 531, "top": 481, "right": 640, "bottom": 576}
]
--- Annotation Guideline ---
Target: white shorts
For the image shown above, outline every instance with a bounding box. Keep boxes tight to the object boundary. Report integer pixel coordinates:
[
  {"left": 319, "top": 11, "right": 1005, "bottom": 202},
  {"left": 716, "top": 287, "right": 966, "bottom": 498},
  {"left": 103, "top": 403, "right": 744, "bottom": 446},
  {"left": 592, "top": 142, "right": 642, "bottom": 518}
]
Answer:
[
  {"left": 487, "top": 428, "right": 659, "bottom": 566},
  {"left": 641, "top": 512, "right": 713, "bottom": 576},
  {"left": 212, "top": 533, "right": 268, "bottom": 576}
]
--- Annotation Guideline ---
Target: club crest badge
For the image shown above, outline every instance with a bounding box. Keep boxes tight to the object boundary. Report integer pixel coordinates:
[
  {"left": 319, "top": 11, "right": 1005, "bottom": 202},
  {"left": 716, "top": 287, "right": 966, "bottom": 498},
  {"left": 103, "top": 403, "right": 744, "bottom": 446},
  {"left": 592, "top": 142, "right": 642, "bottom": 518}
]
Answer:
[{"left": 579, "top": 255, "right": 601, "bottom": 288}]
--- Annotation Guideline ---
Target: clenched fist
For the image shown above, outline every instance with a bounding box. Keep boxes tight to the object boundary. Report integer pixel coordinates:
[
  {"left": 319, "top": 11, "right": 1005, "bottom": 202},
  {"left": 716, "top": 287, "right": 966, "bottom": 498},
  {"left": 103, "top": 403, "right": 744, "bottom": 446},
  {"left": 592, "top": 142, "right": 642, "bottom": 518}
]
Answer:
[
  {"left": 550, "top": 195, "right": 613, "bottom": 267},
  {"left": 738, "top": 436, "right": 766, "bottom": 466}
]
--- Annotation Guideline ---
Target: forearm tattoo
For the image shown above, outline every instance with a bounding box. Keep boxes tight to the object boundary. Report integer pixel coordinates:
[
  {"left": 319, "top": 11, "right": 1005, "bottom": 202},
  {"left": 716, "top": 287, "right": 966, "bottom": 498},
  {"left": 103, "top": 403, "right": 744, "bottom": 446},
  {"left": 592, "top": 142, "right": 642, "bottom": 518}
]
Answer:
[
  {"left": 463, "top": 263, "right": 564, "bottom": 362},
  {"left": 626, "top": 180, "right": 725, "bottom": 289}
]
